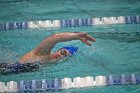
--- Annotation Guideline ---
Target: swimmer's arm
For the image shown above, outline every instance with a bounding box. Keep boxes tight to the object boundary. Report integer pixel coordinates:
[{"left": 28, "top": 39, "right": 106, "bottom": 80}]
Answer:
[{"left": 32, "top": 32, "right": 96, "bottom": 55}]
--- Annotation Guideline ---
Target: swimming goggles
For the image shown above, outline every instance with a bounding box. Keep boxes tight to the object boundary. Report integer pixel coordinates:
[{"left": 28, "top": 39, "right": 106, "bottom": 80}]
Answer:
[{"left": 60, "top": 49, "right": 68, "bottom": 57}]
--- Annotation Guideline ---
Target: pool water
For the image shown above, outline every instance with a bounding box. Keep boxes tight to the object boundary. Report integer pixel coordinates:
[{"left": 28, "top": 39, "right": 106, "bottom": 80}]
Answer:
[{"left": 0, "top": 0, "right": 140, "bottom": 93}]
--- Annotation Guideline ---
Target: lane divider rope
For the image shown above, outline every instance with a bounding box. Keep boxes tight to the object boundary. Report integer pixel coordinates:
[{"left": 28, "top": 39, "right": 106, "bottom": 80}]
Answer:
[
  {"left": 0, "top": 16, "right": 140, "bottom": 31},
  {"left": 0, "top": 74, "right": 140, "bottom": 92}
]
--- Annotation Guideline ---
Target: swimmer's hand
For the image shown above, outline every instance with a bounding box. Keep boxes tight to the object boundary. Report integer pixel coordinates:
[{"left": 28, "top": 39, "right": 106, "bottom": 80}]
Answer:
[{"left": 76, "top": 32, "right": 96, "bottom": 46}]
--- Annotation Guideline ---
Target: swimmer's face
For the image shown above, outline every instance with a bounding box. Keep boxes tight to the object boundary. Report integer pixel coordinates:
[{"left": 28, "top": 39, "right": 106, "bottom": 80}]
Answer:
[{"left": 53, "top": 49, "right": 70, "bottom": 59}]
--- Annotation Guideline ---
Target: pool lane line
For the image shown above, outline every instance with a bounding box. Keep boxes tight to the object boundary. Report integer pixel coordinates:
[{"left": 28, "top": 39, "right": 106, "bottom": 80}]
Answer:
[
  {"left": 0, "top": 16, "right": 140, "bottom": 31},
  {"left": 0, "top": 74, "right": 139, "bottom": 92}
]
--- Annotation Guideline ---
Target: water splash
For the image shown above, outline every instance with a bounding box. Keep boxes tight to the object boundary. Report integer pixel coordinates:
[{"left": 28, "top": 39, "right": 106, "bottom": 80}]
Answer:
[{"left": 0, "top": 48, "right": 19, "bottom": 63}]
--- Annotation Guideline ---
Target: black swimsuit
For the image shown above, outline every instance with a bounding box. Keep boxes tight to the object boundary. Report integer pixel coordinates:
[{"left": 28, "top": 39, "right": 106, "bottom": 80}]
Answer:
[{"left": 0, "top": 62, "right": 39, "bottom": 75}]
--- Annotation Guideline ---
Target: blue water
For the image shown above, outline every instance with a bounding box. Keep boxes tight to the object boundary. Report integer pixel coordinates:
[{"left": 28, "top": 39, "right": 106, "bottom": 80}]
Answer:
[{"left": 0, "top": 0, "right": 140, "bottom": 93}]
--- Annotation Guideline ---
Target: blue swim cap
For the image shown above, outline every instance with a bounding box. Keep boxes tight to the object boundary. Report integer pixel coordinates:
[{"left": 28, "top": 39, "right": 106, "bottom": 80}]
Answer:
[{"left": 61, "top": 46, "right": 78, "bottom": 55}]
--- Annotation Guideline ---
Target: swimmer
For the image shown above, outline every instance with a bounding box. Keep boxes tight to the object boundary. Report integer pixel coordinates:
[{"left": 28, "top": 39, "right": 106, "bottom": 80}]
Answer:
[
  {"left": 0, "top": 32, "right": 96, "bottom": 74},
  {"left": 20, "top": 32, "right": 96, "bottom": 63}
]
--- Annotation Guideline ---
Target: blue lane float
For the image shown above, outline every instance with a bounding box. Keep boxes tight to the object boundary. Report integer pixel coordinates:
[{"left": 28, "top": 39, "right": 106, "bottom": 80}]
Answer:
[
  {"left": 0, "top": 74, "right": 140, "bottom": 92},
  {"left": 125, "top": 16, "right": 140, "bottom": 24},
  {"left": 0, "top": 16, "right": 140, "bottom": 31},
  {"left": 0, "top": 22, "right": 28, "bottom": 31},
  {"left": 60, "top": 18, "right": 93, "bottom": 27}
]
